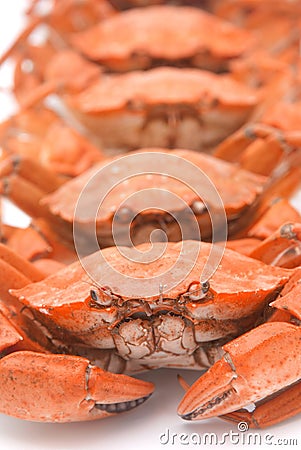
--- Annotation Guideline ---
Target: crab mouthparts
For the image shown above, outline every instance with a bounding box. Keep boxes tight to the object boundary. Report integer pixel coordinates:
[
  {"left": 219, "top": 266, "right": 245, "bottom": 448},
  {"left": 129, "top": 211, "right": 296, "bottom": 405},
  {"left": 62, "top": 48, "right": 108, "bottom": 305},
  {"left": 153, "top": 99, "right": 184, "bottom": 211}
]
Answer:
[{"left": 94, "top": 394, "right": 151, "bottom": 414}]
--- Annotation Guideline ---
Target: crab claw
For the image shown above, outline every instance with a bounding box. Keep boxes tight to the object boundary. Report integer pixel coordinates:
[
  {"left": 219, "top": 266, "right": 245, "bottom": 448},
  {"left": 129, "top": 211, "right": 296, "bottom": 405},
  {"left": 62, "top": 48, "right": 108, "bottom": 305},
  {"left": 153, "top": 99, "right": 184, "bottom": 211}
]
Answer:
[
  {"left": 0, "top": 351, "right": 154, "bottom": 422},
  {"left": 178, "top": 322, "right": 301, "bottom": 420}
]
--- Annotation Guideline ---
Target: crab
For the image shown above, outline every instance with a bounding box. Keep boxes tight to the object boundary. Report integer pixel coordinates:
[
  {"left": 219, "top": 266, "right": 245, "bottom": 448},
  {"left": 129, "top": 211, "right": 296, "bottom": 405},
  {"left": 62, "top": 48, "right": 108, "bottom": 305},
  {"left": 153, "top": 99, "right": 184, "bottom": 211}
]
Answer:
[
  {"left": 0, "top": 0, "right": 301, "bottom": 432},
  {"left": 70, "top": 5, "right": 254, "bottom": 72},
  {"left": 1, "top": 148, "right": 268, "bottom": 248},
  {"left": 64, "top": 67, "right": 258, "bottom": 151},
  {"left": 1, "top": 234, "right": 301, "bottom": 423},
  {"left": 8, "top": 63, "right": 259, "bottom": 152},
  {"left": 2, "top": 145, "right": 300, "bottom": 251},
  {"left": 1, "top": 2, "right": 261, "bottom": 152},
  {"left": 5, "top": 4, "right": 254, "bottom": 76}
]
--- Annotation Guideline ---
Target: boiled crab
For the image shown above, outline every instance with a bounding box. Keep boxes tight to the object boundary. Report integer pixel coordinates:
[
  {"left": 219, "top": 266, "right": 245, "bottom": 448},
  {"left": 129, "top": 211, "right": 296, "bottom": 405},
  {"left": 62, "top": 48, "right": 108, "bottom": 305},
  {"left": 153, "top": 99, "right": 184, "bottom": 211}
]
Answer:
[
  {"left": 1, "top": 3, "right": 260, "bottom": 152},
  {"left": 70, "top": 5, "right": 254, "bottom": 72},
  {"left": 1, "top": 148, "right": 267, "bottom": 248},
  {"left": 1, "top": 235, "right": 300, "bottom": 423},
  {"left": 9, "top": 63, "right": 259, "bottom": 151},
  {"left": 1, "top": 0, "right": 301, "bottom": 432},
  {"left": 65, "top": 67, "right": 258, "bottom": 151}
]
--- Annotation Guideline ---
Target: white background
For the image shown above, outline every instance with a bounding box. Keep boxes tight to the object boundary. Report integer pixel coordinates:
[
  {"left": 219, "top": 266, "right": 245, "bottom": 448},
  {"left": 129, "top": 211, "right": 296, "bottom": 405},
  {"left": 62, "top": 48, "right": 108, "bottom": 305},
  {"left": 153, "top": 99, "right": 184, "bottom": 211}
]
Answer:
[{"left": 0, "top": 2, "right": 300, "bottom": 449}]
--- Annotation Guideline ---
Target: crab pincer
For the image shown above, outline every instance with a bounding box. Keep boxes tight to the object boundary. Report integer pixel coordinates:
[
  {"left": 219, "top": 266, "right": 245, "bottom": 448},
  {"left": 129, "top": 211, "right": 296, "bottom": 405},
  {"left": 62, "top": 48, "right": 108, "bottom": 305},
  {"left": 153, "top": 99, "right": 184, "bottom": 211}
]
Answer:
[
  {"left": 178, "top": 317, "right": 301, "bottom": 427},
  {"left": 0, "top": 351, "right": 154, "bottom": 422}
]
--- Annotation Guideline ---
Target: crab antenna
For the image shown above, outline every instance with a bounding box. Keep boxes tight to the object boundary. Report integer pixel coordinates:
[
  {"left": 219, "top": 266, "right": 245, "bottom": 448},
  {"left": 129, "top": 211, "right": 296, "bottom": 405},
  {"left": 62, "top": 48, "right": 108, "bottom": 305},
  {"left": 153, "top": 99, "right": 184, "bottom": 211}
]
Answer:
[{"left": 81, "top": 279, "right": 101, "bottom": 290}]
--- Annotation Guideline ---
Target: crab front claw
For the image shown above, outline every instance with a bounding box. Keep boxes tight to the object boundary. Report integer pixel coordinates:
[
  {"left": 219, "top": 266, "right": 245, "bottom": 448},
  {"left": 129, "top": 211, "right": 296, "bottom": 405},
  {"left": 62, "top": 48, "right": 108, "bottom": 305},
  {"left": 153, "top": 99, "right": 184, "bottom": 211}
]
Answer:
[
  {"left": 178, "top": 322, "right": 301, "bottom": 423},
  {"left": 0, "top": 351, "right": 154, "bottom": 422}
]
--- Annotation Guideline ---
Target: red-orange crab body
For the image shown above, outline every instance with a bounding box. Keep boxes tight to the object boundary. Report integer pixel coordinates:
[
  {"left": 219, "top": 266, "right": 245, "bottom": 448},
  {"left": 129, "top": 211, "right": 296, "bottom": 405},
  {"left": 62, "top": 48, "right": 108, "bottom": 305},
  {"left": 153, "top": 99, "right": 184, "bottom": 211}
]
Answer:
[
  {"left": 71, "top": 5, "right": 254, "bottom": 72},
  {"left": 41, "top": 149, "right": 266, "bottom": 248},
  {"left": 0, "top": 240, "right": 292, "bottom": 422},
  {"left": 64, "top": 67, "right": 258, "bottom": 151},
  {"left": 0, "top": 5, "right": 259, "bottom": 161},
  {"left": 1, "top": 0, "right": 301, "bottom": 430}
]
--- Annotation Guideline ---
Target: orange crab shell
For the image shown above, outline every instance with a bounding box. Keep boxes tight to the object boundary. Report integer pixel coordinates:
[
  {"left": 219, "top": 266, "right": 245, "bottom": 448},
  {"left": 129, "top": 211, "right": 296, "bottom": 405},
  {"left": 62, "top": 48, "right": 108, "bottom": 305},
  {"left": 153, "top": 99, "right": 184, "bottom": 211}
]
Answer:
[
  {"left": 71, "top": 5, "right": 254, "bottom": 72},
  {"left": 43, "top": 148, "right": 266, "bottom": 219},
  {"left": 65, "top": 67, "right": 258, "bottom": 150},
  {"left": 10, "top": 241, "right": 291, "bottom": 352},
  {"left": 69, "top": 68, "right": 258, "bottom": 113}
]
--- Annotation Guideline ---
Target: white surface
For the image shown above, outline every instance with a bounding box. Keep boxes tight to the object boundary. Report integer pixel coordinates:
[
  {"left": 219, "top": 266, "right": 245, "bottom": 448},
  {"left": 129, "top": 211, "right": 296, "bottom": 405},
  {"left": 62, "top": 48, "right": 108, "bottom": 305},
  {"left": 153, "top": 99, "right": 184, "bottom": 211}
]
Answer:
[{"left": 0, "top": 2, "right": 301, "bottom": 449}]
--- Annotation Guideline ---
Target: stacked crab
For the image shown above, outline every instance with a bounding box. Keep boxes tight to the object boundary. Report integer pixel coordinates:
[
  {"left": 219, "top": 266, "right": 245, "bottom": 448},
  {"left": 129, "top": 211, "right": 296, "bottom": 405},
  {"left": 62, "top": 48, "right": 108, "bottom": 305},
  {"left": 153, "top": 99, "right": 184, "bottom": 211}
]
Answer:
[{"left": 0, "top": 0, "right": 301, "bottom": 428}]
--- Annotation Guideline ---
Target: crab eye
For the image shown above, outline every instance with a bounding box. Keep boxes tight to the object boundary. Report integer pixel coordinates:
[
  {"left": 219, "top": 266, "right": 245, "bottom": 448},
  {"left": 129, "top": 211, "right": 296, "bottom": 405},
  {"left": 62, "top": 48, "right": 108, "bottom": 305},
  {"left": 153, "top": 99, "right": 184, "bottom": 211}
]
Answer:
[
  {"left": 90, "top": 287, "right": 113, "bottom": 307},
  {"left": 188, "top": 281, "right": 210, "bottom": 301},
  {"left": 201, "top": 280, "right": 210, "bottom": 294},
  {"left": 191, "top": 201, "right": 207, "bottom": 215},
  {"left": 90, "top": 289, "right": 99, "bottom": 302}
]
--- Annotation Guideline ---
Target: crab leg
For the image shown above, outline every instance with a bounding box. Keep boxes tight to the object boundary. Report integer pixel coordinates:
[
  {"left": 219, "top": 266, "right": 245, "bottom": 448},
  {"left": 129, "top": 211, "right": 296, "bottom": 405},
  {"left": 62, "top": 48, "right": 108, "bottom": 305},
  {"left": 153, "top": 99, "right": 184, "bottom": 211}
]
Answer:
[
  {"left": 0, "top": 155, "right": 64, "bottom": 219},
  {"left": 0, "top": 174, "right": 52, "bottom": 219},
  {"left": 0, "top": 155, "right": 64, "bottom": 193},
  {"left": 215, "top": 123, "right": 301, "bottom": 176},
  {"left": 258, "top": 166, "right": 301, "bottom": 211},
  {"left": 249, "top": 222, "right": 301, "bottom": 267},
  {"left": 231, "top": 166, "right": 301, "bottom": 240},
  {"left": 0, "top": 175, "right": 71, "bottom": 240},
  {"left": 18, "top": 80, "right": 59, "bottom": 111},
  {"left": 0, "top": 250, "right": 54, "bottom": 356},
  {"left": 0, "top": 243, "right": 44, "bottom": 287},
  {"left": 178, "top": 321, "right": 301, "bottom": 422},
  {"left": 247, "top": 199, "right": 301, "bottom": 240},
  {"left": 215, "top": 124, "right": 286, "bottom": 176},
  {"left": 0, "top": 17, "right": 42, "bottom": 66},
  {"left": 0, "top": 351, "right": 154, "bottom": 422}
]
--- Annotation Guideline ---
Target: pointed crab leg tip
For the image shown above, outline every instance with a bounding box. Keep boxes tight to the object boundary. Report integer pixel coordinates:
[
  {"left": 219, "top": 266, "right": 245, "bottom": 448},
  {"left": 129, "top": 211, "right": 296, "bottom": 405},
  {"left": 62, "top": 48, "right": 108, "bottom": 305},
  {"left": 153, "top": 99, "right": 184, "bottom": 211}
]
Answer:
[{"left": 177, "top": 374, "right": 190, "bottom": 392}]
